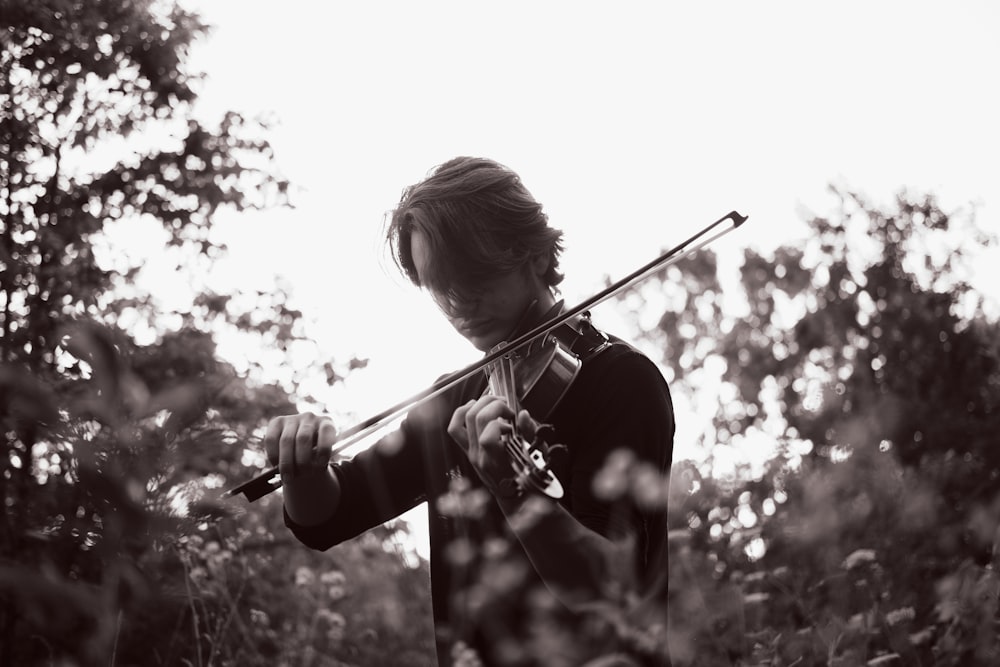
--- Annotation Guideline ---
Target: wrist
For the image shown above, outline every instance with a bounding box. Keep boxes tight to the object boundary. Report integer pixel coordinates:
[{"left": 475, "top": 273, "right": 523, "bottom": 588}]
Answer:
[
  {"left": 284, "top": 466, "right": 341, "bottom": 526},
  {"left": 501, "top": 493, "right": 555, "bottom": 532}
]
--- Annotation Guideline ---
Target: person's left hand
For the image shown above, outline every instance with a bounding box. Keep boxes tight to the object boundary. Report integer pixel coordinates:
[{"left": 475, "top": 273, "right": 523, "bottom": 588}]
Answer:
[{"left": 448, "top": 395, "right": 537, "bottom": 492}]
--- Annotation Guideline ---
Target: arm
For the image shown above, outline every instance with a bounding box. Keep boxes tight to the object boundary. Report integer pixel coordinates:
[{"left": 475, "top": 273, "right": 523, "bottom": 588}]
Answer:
[
  {"left": 265, "top": 412, "right": 424, "bottom": 550},
  {"left": 449, "top": 348, "right": 674, "bottom": 609},
  {"left": 496, "top": 486, "right": 629, "bottom": 609}
]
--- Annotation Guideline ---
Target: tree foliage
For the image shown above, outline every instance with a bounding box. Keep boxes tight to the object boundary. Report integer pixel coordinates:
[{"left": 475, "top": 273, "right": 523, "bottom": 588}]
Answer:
[
  {"left": 0, "top": 2, "right": 433, "bottom": 665},
  {"left": 624, "top": 190, "right": 1000, "bottom": 665}
]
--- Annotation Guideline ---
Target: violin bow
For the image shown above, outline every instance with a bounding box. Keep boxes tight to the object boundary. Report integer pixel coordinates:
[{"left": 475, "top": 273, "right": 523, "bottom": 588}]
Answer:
[{"left": 224, "top": 210, "right": 748, "bottom": 502}]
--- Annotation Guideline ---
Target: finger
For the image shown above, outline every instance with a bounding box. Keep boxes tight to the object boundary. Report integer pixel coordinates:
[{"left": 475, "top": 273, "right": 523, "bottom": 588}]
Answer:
[
  {"left": 462, "top": 396, "right": 495, "bottom": 454},
  {"left": 471, "top": 397, "right": 514, "bottom": 440},
  {"left": 293, "top": 416, "right": 319, "bottom": 472},
  {"left": 478, "top": 416, "right": 513, "bottom": 454},
  {"left": 277, "top": 418, "right": 299, "bottom": 478},
  {"left": 447, "top": 399, "right": 476, "bottom": 451},
  {"left": 264, "top": 416, "right": 285, "bottom": 466},
  {"left": 468, "top": 398, "right": 515, "bottom": 473},
  {"left": 315, "top": 419, "right": 337, "bottom": 461}
]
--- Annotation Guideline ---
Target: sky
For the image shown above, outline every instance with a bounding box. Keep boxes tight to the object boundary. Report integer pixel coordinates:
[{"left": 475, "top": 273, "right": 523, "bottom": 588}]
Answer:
[
  {"left": 129, "top": 0, "right": 1000, "bottom": 462},
  {"left": 119, "top": 0, "right": 1000, "bottom": 558}
]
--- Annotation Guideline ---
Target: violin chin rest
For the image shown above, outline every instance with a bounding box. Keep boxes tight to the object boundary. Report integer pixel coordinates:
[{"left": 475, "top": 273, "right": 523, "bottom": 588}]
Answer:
[
  {"left": 538, "top": 474, "right": 564, "bottom": 499},
  {"left": 521, "top": 442, "right": 564, "bottom": 499}
]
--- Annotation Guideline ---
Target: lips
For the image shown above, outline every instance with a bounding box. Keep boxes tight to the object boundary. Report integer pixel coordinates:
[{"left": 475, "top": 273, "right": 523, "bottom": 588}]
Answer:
[{"left": 459, "top": 320, "right": 493, "bottom": 337}]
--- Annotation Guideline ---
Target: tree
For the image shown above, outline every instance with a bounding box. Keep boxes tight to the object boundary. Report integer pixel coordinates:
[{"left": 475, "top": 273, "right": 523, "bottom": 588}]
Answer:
[
  {"left": 1, "top": 3, "right": 437, "bottom": 666},
  {"left": 619, "top": 189, "right": 1000, "bottom": 664},
  {"left": 0, "top": 0, "right": 292, "bottom": 661}
]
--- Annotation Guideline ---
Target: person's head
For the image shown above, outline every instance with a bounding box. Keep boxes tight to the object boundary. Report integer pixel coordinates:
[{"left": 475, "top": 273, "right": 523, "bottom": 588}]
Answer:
[{"left": 386, "top": 157, "right": 565, "bottom": 350}]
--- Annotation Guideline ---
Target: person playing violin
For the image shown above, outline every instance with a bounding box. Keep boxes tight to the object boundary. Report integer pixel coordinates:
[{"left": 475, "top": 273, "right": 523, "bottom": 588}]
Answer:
[{"left": 265, "top": 157, "right": 676, "bottom": 666}]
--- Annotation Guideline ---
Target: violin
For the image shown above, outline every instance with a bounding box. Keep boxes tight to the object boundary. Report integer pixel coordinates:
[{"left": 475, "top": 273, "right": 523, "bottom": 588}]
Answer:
[
  {"left": 224, "top": 210, "right": 747, "bottom": 503},
  {"left": 488, "top": 339, "right": 565, "bottom": 498},
  {"left": 484, "top": 307, "right": 611, "bottom": 499}
]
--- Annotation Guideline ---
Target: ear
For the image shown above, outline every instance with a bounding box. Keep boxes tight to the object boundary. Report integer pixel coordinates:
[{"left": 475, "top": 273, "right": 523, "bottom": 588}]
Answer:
[{"left": 529, "top": 252, "right": 550, "bottom": 279}]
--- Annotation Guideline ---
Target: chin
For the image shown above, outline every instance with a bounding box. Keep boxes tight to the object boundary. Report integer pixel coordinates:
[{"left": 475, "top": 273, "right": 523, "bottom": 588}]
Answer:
[
  {"left": 462, "top": 330, "right": 504, "bottom": 352},
  {"left": 468, "top": 336, "right": 498, "bottom": 353}
]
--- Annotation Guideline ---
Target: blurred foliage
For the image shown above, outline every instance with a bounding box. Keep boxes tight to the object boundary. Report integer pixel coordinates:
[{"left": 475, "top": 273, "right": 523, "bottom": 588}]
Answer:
[
  {"left": 618, "top": 189, "right": 1000, "bottom": 665},
  {"left": 0, "top": 1, "right": 430, "bottom": 665}
]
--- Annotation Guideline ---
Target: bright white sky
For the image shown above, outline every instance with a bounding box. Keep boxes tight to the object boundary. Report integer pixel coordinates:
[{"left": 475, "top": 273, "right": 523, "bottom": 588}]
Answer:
[
  {"left": 115, "top": 0, "right": 1000, "bottom": 559},
  {"left": 130, "top": 1, "right": 999, "bottom": 467}
]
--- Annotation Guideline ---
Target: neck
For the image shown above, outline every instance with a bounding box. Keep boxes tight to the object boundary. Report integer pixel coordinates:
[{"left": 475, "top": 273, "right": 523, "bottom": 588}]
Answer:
[
  {"left": 508, "top": 291, "right": 560, "bottom": 340},
  {"left": 534, "top": 288, "right": 557, "bottom": 315}
]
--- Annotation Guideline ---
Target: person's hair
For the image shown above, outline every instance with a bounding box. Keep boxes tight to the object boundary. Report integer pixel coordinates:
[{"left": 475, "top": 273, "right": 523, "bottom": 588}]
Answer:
[{"left": 385, "top": 157, "right": 564, "bottom": 300}]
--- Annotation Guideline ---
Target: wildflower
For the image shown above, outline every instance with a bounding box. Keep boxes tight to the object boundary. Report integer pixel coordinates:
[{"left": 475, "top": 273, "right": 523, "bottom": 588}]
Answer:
[
  {"left": 249, "top": 609, "right": 269, "bottom": 627},
  {"left": 481, "top": 560, "right": 529, "bottom": 595},
  {"left": 482, "top": 537, "right": 509, "bottom": 560},
  {"left": 317, "top": 610, "right": 346, "bottom": 642},
  {"left": 206, "top": 548, "right": 233, "bottom": 576},
  {"left": 909, "top": 627, "right": 935, "bottom": 646},
  {"left": 885, "top": 607, "right": 915, "bottom": 626},
  {"left": 295, "top": 566, "right": 316, "bottom": 587},
  {"left": 320, "top": 570, "right": 346, "bottom": 586},
  {"left": 444, "top": 537, "right": 477, "bottom": 568},
  {"left": 846, "top": 612, "right": 870, "bottom": 631},
  {"left": 592, "top": 448, "right": 635, "bottom": 501},
  {"left": 630, "top": 462, "right": 670, "bottom": 510},
  {"left": 842, "top": 549, "right": 877, "bottom": 570},
  {"left": 436, "top": 480, "right": 491, "bottom": 518},
  {"left": 506, "top": 495, "right": 551, "bottom": 533},
  {"left": 451, "top": 640, "right": 484, "bottom": 667}
]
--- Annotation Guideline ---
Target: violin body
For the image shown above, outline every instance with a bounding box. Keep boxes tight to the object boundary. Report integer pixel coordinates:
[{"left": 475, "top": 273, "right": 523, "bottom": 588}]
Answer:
[
  {"left": 503, "top": 330, "right": 579, "bottom": 420},
  {"left": 485, "top": 311, "right": 611, "bottom": 499},
  {"left": 485, "top": 340, "right": 566, "bottom": 499}
]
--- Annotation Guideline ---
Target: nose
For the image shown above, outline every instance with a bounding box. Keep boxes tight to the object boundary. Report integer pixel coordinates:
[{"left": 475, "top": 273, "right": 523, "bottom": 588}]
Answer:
[{"left": 433, "top": 290, "right": 480, "bottom": 320}]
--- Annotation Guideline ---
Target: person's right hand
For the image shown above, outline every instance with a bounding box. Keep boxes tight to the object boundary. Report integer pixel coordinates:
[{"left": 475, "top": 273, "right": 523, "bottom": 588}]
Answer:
[{"left": 264, "top": 412, "right": 338, "bottom": 482}]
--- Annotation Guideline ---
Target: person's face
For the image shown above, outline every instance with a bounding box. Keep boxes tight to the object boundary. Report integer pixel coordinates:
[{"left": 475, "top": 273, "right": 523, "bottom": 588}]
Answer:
[{"left": 410, "top": 230, "right": 553, "bottom": 352}]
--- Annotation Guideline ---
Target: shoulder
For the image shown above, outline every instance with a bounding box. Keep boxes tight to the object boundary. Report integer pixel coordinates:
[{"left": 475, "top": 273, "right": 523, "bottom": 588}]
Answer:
[
  {"left": 557, "top": 336, "right": 674, "bottom": 428},
  {"left": 553, "top": 336, "right": 675, "bottom": 468},
  {"left": 581, "top": 338, "right": 670, "bottom": 394}
]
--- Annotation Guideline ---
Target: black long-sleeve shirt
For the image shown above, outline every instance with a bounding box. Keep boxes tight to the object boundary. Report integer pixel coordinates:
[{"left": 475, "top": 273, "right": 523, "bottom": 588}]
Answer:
[{"left": 286, "top": 337, "right": 675, "bottom": 666}]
